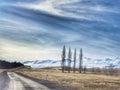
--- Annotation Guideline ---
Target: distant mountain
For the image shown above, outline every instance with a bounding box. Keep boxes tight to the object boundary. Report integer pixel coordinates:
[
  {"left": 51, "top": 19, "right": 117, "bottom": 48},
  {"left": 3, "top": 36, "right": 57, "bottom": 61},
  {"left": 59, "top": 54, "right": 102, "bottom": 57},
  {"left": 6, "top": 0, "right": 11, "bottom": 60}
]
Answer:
[
  {"left": 22, "top": 57, "right": 120, "bottom": 68},
  {"left": 22, "top": 60, "right": 61, "bottom": 68}
]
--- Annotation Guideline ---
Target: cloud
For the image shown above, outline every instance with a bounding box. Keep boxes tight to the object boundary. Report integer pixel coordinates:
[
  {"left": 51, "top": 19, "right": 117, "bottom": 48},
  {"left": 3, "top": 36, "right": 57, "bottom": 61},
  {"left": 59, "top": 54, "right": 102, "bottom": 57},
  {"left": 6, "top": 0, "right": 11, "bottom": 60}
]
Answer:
[
  {"left": 13, "top": 0, "right": 79, "bottom": 16},
  {"left": 2, "top": 0, "right": 120, "bottom": 20},
  {"left": 0, "top": 39, "right": 60, "bottom": 60},
  {"left": 0, "top": 0, "right": 120, "bottom": 60}
]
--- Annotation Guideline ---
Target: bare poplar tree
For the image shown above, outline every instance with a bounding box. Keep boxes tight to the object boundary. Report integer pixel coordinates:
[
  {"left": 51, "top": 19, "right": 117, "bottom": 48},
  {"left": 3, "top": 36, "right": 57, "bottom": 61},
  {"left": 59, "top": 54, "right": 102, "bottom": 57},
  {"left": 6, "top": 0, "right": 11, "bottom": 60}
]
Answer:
[
  {"left": 68, "top": 47, "right": 72, "bottom": 73},
  {"left": 73, "top": 48, "right": 76, "bottom": 73},
  {"left": 79, "top": 48, "right": 83, "bottom": 73},
  {"left": 61, "top": 45, "right": 66, "bottom": 73}
]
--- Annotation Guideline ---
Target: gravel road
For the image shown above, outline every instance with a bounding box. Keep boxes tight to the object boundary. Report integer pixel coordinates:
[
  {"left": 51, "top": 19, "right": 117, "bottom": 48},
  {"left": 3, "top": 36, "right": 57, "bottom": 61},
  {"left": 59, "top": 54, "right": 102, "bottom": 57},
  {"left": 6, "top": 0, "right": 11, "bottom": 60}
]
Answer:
[{"left": 7, "top": 72, "right": 50, "bottom": 90}]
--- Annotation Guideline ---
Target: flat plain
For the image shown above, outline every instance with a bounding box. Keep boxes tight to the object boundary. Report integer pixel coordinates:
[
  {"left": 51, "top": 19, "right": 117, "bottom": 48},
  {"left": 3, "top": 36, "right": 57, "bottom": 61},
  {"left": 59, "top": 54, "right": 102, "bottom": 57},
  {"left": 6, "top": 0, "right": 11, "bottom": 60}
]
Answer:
[{"left": 14, "top": 67, "right": 120, "bottom": 90}]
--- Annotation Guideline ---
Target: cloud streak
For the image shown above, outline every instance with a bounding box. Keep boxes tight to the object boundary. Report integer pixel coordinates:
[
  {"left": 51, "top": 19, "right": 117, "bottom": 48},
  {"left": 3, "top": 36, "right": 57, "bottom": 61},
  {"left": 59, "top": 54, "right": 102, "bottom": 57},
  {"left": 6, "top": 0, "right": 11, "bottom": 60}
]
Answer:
[{"left": 0, "top": 0, "right": 120, "bottom": 60}]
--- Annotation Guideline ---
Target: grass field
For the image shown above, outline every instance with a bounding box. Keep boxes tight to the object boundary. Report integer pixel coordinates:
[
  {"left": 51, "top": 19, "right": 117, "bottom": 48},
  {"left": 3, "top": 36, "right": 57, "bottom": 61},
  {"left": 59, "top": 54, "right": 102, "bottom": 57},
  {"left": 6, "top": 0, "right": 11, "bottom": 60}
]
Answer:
[{"left": 15, "top": 67, "right": 120, "bottom": 90}]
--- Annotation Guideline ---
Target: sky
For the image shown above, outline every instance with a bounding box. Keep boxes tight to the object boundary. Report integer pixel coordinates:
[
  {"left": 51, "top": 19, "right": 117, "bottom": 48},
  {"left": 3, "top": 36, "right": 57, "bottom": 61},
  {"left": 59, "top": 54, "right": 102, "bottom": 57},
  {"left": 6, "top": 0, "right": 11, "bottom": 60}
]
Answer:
[{"left": 0, "top": 0, "right": 120, "bottom": 61}]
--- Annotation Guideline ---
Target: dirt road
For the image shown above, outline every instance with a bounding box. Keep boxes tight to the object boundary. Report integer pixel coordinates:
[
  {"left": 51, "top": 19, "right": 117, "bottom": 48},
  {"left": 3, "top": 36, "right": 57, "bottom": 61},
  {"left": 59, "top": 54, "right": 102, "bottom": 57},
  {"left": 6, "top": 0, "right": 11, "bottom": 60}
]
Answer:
[
  {"left": 7, "top": 72, "right": 50, "bottom": 90},
  {"left": 0, "top": 71, "right": 9, "bottom": 90},
  {"left": 0, "top": 71, "right": 71, "bottom": 90}
]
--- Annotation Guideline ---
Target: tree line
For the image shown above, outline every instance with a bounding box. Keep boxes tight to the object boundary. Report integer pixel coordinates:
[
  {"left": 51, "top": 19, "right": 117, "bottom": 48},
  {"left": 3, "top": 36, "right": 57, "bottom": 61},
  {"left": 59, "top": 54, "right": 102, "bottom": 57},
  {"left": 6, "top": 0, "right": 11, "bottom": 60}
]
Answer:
[
  {"left": 61, "top": 45, "right": 120, "bottom": 75},
  {"left": 0, "top": 60, "right": 24, "bottom": 69},
  {"left": 61, "top": 45, "right": 83, "bottom": 73}
]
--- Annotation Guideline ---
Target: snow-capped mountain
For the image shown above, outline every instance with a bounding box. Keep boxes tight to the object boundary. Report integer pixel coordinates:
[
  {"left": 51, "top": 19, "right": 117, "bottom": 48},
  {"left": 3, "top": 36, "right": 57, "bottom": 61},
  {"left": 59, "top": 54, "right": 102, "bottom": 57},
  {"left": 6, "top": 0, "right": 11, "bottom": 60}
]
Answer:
[
  {"left": 22, "top": 57, "right": 120, "bottom": 68},
  {"left": 22, "top": 60, "right": 61, "bottom": 68}
]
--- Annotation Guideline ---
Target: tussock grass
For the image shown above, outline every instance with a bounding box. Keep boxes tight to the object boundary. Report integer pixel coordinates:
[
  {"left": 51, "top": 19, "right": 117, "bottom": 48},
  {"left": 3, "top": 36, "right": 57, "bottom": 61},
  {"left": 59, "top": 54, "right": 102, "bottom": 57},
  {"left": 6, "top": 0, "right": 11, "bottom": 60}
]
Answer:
[{"left": 16, "top": 68, "right": 120, "bottom": 90}]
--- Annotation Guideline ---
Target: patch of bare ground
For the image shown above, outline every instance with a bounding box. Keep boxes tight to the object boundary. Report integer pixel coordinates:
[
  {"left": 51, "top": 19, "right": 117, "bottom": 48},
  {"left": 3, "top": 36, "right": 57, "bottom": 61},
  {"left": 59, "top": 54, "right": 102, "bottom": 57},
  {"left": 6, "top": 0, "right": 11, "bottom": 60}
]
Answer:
[{"left": 15, "top": 67, "right": 120, "bottom": 90}]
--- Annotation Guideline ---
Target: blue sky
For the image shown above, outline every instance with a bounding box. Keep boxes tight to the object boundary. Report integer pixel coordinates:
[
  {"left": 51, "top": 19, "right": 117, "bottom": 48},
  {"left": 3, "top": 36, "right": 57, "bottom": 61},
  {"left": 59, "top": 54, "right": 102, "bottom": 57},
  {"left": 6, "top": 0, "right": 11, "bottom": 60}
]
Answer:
[{"left": 0, "top": 0, "right": 120, "bottom": 61}]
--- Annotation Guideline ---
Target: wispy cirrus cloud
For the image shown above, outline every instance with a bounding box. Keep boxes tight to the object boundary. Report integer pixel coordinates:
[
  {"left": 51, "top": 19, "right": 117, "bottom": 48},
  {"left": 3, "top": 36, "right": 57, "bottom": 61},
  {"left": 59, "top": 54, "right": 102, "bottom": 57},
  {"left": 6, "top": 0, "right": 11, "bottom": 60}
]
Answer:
[{"left": 0, "top": 0, "right": 120, "bottom": 60}]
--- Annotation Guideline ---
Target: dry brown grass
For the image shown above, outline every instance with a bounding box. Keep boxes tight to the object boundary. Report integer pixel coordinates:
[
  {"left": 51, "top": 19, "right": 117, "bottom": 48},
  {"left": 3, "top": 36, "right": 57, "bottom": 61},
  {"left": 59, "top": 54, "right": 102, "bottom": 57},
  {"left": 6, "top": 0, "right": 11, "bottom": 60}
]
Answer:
[
  {"left": 0, "top": 69, "right": 4, "bottom": 75},
  {"left": 16, "top": 68, "right": 120, "bottom": 90}
]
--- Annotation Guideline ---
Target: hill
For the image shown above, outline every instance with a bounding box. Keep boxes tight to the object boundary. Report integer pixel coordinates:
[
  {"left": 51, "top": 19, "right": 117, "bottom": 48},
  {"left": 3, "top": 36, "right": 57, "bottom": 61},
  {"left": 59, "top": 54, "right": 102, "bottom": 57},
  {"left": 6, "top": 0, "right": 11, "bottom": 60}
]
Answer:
[{"left": 0, "top": 60, "right": 24, "bottom": 69}]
